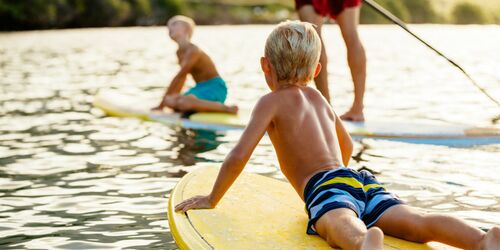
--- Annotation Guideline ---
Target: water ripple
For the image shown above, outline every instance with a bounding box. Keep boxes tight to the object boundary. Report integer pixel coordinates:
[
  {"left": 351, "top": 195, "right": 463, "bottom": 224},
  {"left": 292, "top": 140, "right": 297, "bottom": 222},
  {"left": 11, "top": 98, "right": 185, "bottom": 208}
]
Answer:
[{"left": 0, "top": 25, "right": 498, "bottom": 249}]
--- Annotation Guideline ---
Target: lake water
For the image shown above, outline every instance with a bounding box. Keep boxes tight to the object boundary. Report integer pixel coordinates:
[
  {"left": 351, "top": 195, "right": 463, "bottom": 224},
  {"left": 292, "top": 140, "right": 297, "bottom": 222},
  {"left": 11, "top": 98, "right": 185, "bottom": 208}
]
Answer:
[{"left": 0, "top": 25, "right": 499, "bottom": 249}]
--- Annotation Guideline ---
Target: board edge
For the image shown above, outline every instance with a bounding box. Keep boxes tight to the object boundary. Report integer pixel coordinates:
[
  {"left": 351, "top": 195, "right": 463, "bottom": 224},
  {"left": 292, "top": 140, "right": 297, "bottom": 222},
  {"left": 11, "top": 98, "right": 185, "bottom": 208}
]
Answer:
[{"left": 168, "top": 169, "right": 213, "bottom": 250}]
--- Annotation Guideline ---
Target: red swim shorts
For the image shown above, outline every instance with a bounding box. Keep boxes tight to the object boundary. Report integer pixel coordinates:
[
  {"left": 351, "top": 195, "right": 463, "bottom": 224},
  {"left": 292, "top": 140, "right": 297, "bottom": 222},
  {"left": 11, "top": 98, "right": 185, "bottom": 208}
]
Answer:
[{"left": 295, "top": 0, "right": 362, "bottom": 19}]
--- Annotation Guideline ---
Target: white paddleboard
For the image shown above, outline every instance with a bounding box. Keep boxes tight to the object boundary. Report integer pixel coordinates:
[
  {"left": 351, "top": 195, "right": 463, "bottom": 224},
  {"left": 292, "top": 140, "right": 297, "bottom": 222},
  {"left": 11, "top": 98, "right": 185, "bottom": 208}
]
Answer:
[
  {"left": 93, "top": 89, "right": 500, "bottom": 145},
  {"left": 93, "top": 89, "right": 250, "bottom": 130}
]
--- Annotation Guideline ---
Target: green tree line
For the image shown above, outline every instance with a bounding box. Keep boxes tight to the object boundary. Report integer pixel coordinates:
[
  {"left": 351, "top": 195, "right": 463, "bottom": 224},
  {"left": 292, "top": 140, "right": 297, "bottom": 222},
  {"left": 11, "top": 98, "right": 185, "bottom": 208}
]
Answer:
[
  {"left": 359, "top": 0, "right": 492, "bottom": 24},
  {"left": 0, "top": 0, "right": 494, "bottom": 31},
  {"left": 0, "top": 0, "right": 187, "bottom": 30}
]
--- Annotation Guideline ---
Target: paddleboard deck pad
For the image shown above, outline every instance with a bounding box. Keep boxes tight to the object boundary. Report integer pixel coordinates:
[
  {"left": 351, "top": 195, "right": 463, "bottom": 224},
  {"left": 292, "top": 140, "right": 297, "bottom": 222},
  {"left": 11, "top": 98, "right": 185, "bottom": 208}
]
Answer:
[{"left": 168, "top": 166, "right": 458, "bottom": 249}]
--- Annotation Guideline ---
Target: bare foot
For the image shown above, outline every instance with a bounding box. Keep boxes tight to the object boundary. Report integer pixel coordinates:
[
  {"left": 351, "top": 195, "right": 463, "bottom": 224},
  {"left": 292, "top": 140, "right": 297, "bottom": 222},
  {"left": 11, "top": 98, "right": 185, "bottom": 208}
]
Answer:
[
  {"left": 361, "top": 227, "right": 383, "bottom": 250},
  {"left": 224, "top": 105, "right": 239, "bottom": 114},
  {"left": 482, "top": 227, "right": 500, "bottom": 250},
  {"left": 340, "top": 109, "right": 365, "bottom": 122}
]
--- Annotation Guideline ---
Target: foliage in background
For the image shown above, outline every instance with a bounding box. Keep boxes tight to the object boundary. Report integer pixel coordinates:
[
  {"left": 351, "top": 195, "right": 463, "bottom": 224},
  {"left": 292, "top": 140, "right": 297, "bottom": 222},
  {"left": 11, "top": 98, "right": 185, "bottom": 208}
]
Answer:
[
  {"left": 400, "top": 0, "right": 439, "bottom": 23},
  {"left": 451, "top": 2, "right": 486, "bottom": 24},
  {"left": 433, "top": 0, "right": 498, "bottom": 24},
  {"left": 0, "top": 0, "right": 187, "bottom": 30},
  {"left": 360, "top": 0, "right": 410, "bottom": 24},
  {"left": 0, "top": 0, "right": 497, "bottom": 30}
]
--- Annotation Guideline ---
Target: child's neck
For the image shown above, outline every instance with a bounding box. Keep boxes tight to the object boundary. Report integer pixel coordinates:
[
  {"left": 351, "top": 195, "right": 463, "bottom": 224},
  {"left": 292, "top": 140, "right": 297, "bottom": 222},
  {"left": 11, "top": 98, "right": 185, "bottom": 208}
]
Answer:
[
  {"left": 176, "top": 38, "right": 191, "bottom": 48},
  {"left": 274, "top": 80, "right": 307, "bottom": 91},
  {"left": 276, "top": 83, "right": 299, "bottom": 90}
]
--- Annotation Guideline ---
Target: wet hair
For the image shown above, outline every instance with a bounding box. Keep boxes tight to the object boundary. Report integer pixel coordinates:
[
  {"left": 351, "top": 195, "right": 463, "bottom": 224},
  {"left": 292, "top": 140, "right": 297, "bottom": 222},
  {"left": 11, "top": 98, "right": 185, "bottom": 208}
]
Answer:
[{"left": 264, "top": 20, "right": 322, "bottom": 85}]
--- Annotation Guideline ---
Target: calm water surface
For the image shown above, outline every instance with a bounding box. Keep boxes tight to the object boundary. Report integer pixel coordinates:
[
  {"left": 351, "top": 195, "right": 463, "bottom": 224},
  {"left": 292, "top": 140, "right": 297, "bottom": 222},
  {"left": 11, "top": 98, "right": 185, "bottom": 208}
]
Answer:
[{"left": 0, "top": 25, "right": 499, "bottom": 249}]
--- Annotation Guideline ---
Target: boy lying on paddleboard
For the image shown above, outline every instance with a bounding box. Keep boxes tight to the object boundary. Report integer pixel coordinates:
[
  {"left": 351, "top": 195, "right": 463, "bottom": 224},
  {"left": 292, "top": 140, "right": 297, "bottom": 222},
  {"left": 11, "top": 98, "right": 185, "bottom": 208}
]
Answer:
[
  {"left": 153, "top": 15, "right": 238, "bottom": 114},
  {"left": 175, "top": 20, "right": 500, "bottom": 249}
]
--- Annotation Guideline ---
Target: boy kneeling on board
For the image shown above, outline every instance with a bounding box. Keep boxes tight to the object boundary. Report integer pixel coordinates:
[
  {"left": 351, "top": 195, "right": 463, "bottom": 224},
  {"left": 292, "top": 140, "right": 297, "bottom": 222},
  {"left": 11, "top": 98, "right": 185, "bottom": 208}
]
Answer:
[
  {"left": 175, "top": 21, "right": 500, "bottom": 249},
  {"left": 153, "top": 15, "right": 238, "bottom": 114}
]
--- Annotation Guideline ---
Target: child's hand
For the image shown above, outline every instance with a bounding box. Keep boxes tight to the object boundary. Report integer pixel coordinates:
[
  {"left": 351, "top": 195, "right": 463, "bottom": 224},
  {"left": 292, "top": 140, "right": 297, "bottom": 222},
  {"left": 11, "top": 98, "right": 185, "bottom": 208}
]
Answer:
[
  {"left": 152, "top": 96, "right": 176, "bottom": 111},
  {"left": 151, "top": 105, "right": 164, "bottom": 111},
  {"left": 175, "top": 195, "right": 214, "bottom": 213}
]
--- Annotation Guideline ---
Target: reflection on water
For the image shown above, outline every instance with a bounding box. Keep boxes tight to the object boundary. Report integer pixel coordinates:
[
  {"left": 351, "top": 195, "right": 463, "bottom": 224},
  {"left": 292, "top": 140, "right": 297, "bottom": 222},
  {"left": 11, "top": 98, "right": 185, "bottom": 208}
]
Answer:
[{"left": 0, "top": 25, "right": 499, "bottom": 248}]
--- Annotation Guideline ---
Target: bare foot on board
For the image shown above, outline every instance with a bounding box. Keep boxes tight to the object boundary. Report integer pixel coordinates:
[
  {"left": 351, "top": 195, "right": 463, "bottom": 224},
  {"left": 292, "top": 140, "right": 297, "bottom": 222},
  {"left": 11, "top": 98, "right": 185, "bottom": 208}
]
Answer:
[
  {"left": 151, "top": 106, "right": 162, "bottom": 111},
  {"left": 482, "top": 227, "right": 500, "bottom": 250},
  {"left": 361, "top": 227, "right": 383, "bottom": 250},
  {"left": 224, "top": 105, "right": 239, "bottom": 114},
  {"left": 340, "top": 109, "right": 365, "bottom": 122}
]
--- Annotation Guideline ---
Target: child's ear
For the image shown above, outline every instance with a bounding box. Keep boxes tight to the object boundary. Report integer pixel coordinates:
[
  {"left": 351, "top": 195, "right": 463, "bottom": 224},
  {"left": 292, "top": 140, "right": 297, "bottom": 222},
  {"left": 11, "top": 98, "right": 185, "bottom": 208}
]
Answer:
[
  {"left": 260, "top": 57, "right": 270, "bottom": 75},
  {"left": 313, "top": 63, "right": 322, "bottom": 78}
]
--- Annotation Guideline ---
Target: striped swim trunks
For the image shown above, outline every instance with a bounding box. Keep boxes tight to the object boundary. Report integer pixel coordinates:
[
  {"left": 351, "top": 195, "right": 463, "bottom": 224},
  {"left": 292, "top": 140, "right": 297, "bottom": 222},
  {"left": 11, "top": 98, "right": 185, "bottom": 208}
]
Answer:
[{"left": 303, "top": 167, "right": 403, "bottom": 235}]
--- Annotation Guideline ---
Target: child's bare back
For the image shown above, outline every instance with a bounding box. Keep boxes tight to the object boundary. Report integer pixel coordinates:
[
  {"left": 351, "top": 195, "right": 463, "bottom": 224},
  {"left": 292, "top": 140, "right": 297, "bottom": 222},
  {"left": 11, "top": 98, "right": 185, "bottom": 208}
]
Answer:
[
  {"left": 175, "top": 44, "right": 218, "bottom": 84},
  {"left": 263, "top": 85, "right": 351, "bottom": 198}
]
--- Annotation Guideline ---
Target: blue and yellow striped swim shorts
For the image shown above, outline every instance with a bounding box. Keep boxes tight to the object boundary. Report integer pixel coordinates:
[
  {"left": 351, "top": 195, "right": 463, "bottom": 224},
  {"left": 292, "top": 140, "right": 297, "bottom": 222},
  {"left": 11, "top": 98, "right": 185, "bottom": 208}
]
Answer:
[{"left": 303, "top": 167, "right": 403, "bottom": 235}]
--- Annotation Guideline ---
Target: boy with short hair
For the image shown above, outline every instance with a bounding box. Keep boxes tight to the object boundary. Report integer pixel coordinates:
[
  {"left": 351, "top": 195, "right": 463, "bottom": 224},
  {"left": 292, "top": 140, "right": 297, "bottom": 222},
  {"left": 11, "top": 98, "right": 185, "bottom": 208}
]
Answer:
[
  {"left": 153, "top": 15, "right": 238, "bottom": 114},
  {"left": 175, "top": 21, "right": 499, "bottom": 249}
]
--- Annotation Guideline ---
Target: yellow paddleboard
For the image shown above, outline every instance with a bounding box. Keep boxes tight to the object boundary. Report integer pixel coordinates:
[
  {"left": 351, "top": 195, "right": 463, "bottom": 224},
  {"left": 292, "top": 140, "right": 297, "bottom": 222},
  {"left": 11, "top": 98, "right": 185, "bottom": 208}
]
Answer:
[{"left": 168, "top": 166, "right": 458, "bottom": 249}]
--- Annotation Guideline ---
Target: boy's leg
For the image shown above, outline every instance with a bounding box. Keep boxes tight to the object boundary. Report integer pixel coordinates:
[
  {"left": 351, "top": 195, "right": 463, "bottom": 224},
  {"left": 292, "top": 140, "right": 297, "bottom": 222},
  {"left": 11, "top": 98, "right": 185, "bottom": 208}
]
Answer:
[
  {"left": 297, "top": 5, "right": 330, "bottom": 103},
  {"left": 336, "top": 6, "right": 366, "bottom": 122},
  {"left": 314, "top": 208, "right": 383, "bottom": 249},
  {"left": 175, "top": 95, "right": 238, "bottom": 114},
  {"left": 158, "top": 94, "right": 179, "bottom": 110},
  {"left": 483, "top": 227, "right": 500, "bottom": 249},
  {"left": 374, "top": 204, "right": 487, "bottom": 249}
]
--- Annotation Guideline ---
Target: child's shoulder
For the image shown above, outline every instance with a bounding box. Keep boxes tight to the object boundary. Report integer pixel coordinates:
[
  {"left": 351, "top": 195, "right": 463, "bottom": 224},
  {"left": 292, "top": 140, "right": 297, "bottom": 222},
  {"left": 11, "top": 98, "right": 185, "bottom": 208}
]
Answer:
[
  {"left": 302, "top": 86, "right": 324, "bottom": 97},
  {"left": 188, "top": 43, "right": 200, "bottom": 51},
  {"left": 279, "top": 86, "right": 330, "bottom": 110},
  {"left": 275, "top": 86, "right": 324, "bottom": 102},
  {"left": 302, "top": 86, "right": 329, "bottom": 104},
  {"left": 257, "top": 91, "right": 277, "bottom": 104},
  {"left": 253, "top": 88, "right": 301, "bottom": 111},
  {"left": 251, "top": 92, "right": 279, "bottom": 114},
  {"left": 179, "top": 43, "right": 201, "bottom": 54},
  {"left": 256, "top": 86, "right": 326, "bottom": 103}
]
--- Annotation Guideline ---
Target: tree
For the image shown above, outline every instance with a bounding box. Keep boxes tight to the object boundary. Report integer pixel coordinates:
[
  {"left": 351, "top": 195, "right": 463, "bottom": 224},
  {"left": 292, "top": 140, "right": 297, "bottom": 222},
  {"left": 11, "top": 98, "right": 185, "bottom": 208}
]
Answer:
[
  {"left": 361, "top": 0, "right": 410, "bottom": 24},
  {"left": 452, "top": 2, "right": 486, "bottom": 24},
  {"left": 401, "top": 0, "right": 438, "bottom": 23}
]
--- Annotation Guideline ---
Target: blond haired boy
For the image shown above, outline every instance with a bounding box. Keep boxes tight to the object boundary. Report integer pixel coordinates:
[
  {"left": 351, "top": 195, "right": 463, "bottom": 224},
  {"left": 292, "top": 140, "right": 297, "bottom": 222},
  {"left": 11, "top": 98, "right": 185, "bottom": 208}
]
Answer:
[
  {"left": 175, "top": 21, "right": 500, "bottom": 249},
  {"left": 153, "top": 15, "right": 238, "bottom": 114}
]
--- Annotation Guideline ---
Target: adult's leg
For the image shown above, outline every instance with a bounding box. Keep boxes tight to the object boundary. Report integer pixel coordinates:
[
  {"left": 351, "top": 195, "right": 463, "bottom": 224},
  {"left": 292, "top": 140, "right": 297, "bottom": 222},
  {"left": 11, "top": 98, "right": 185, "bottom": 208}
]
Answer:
[
  {"left": 297, "top": 5, "right": 330, "bottom": 103},
  {"left": 175, "top": 95, "right": 238, "bottom": 113},
  {"left": 336, "top": 6, "right": 366, "bottom": 121},
  {"left": 374, "top": 204, "right": 489, "bottom": 249},
  {"left": 314, "top": 208, "right": 383, "bottom": 249}
]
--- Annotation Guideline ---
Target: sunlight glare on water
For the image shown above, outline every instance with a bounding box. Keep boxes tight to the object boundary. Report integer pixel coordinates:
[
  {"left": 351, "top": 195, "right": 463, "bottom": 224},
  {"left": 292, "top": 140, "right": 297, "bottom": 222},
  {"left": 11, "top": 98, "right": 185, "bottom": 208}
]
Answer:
[{"left": 0, "top": 25, "right": 499, "bottom": 249}]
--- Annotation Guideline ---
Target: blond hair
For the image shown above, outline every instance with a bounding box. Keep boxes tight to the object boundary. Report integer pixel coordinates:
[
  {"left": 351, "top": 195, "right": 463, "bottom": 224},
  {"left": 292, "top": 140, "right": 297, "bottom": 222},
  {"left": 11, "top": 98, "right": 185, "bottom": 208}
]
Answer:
[
  {"left": 264, "top": 20, "right": 322, "bottom": 85},
  {"left": 167, "top": 15, "right": 196, "bottom": 38}
]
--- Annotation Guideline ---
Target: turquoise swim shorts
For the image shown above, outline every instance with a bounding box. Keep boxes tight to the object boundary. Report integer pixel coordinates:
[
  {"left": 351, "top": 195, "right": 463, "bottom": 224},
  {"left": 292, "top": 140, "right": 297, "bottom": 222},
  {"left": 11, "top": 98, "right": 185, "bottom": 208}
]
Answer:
[{"left": 183, "top": 77, "right": 227, "bottom": 104}]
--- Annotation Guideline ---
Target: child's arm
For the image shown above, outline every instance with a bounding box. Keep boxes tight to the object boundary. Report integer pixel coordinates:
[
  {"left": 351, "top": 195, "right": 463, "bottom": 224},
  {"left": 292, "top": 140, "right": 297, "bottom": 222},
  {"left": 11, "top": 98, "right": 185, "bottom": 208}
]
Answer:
[
  {"left": 175, "top": 96, "right": 276, "bottom": 212},
  {"left": 334, "top": 111, "right": 353, "bottom": 166},
  {"left": 155, "top": 47, "right": 200, "bottom": 109},
  {"left": 166, "top": 47, "right": 200, "bottom": 95}
]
